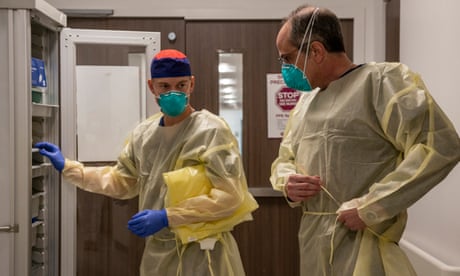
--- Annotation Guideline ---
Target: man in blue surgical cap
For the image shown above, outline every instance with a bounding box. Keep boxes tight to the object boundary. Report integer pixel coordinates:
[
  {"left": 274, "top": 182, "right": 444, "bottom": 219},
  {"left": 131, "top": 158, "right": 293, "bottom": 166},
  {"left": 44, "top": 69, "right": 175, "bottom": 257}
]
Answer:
[{"left": 35, "top": 49, "right": 258, "bottom": 276}]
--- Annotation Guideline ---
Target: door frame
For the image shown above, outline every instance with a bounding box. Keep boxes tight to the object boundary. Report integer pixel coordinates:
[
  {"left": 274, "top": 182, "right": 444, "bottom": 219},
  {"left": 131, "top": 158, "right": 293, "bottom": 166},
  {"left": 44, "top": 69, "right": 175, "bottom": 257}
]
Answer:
[{"left": 60, "top": 28, "right": 160, "bottom": 276}]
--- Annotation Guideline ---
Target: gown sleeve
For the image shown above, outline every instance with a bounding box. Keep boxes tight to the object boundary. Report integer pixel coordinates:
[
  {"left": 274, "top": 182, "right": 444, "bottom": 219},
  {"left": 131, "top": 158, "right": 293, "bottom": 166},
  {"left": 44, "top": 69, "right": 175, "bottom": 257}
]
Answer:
[
  {"left": 340, "top": 64, "right": 460, "bottom": 226},
  {"left": 61, "top": 136, "right": 140, "bottom": 200},
  {"left": 270, "top": 92, "right": 318, "bottom": 206}
]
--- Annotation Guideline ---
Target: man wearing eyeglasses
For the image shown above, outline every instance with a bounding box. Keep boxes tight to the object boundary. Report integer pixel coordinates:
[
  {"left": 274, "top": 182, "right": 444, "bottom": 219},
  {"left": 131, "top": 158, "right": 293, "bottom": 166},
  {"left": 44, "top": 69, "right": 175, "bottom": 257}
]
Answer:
[{"left": 270, "top": 4, "right": 460, "bottom": 276}]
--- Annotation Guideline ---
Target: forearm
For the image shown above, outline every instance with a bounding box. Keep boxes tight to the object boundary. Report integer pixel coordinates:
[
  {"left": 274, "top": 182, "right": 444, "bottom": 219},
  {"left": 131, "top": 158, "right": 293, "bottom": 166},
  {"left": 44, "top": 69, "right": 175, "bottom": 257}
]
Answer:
[{"left": 62, "top": 159, "right": 139, "bottom": 199}]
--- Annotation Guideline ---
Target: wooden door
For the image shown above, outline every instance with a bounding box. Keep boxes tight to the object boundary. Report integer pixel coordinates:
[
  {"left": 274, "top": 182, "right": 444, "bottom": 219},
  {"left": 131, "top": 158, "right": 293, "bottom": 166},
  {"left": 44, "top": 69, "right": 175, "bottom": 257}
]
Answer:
[{"left": 186, "top": 20, "right": 353, "bottom": 276}]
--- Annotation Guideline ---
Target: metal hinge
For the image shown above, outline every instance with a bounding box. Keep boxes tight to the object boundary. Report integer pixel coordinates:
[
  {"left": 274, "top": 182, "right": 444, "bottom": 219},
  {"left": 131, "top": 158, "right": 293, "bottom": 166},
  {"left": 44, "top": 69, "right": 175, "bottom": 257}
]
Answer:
[{"left": 0, "top": 224, "right": 19, "bottom": 233}]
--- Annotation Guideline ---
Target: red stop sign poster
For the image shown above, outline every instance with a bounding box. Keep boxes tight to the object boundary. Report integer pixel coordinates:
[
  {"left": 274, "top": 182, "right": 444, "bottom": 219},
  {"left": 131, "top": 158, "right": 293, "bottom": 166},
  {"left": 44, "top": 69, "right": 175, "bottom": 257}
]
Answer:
[
  {"left": 276, "top": 87, "right": 300, "bottom": 111},
  {"left": 267, "top": 73, "right": 301, "bottom": 138}
]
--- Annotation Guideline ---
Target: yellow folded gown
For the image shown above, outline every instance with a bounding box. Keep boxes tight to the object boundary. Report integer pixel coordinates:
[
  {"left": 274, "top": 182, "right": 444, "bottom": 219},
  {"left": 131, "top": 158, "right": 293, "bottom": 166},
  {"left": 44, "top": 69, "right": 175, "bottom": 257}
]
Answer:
[{"left": 163, "top": 164, "right": 257, "bottom": 244}]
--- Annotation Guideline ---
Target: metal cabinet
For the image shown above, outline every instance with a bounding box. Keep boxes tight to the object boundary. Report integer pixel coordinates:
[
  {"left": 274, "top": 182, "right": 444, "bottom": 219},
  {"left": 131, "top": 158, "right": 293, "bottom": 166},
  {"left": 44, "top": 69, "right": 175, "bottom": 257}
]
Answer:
[{"left": 0, "top": 1, "right": 65, "bottom": 275}]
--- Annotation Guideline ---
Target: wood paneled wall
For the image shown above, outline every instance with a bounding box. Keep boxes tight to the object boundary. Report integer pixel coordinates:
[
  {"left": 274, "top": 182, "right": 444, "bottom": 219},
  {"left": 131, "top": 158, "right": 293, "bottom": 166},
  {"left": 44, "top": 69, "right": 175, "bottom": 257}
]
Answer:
[{"left": 186, "top": 19, "right": 352, "bottom": 189}]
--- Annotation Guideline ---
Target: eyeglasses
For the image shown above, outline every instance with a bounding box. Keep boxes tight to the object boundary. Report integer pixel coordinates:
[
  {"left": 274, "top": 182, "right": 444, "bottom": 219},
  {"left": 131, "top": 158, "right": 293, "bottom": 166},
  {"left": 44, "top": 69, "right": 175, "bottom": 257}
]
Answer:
[
  {"left": 277, "top": 48, "right": 299, "bottom": 65},
  {"left": 277, "top": 56, "right": 288, "bottom": 65},
  {"left": 278, "top": 40, "right": 317, "bottom": 65}
]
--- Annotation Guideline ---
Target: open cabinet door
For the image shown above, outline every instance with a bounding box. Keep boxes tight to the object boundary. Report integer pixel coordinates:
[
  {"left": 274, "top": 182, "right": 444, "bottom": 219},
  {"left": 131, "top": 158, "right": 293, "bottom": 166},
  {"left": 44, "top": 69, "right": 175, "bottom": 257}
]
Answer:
[{"left": 60, "top": 28, "right": 160, "bottom": 276}]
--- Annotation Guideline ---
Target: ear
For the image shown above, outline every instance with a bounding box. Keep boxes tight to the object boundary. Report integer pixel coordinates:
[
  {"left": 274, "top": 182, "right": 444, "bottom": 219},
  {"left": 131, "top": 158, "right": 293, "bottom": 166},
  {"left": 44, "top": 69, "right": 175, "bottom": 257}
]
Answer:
[
  {"left": 147, "top": 79, "right": 155, "bottom": 96},
  {"left": 189, "top": 76, "right": 195, "bottom": 95},
  {"left": 310, "top": 41, "right": 326, "bottom": 64}
]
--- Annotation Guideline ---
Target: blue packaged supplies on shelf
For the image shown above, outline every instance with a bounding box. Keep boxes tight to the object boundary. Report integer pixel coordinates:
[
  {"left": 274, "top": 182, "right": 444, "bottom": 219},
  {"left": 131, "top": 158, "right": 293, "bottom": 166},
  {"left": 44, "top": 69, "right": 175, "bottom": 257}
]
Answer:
[{"left": 31, "top": 58, "right": 47, "bottom": 87}]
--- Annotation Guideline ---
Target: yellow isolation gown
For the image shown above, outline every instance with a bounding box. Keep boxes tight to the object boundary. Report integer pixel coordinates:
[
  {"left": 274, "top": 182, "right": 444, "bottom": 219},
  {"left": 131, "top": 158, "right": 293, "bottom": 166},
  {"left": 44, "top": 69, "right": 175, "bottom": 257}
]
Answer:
[
  {"left": 62, "top": 109, "right": 258, "bottom": 276},
  {"left": 271, "top": 62, "right": 460, "bottom": 276}
]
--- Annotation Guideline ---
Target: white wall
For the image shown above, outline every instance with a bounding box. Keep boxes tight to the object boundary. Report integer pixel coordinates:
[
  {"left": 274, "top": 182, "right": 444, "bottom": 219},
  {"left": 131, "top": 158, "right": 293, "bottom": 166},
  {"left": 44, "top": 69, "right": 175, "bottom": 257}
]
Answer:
[
  {"left": 47, "top": 0, "right": 376, "bottom": 20},
  {"left": 47, "top": 0, "right": 386, "bottom": 62},
  {"left": 401, "top": 0, "right": 460, "bottom": 269}
]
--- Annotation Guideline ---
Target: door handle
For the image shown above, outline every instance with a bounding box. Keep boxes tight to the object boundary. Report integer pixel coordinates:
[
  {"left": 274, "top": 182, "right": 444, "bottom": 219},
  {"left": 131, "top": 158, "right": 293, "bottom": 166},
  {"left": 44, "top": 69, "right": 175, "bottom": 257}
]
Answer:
[{"left": 0, "top": 224, "right": 19, "bottom": 233}]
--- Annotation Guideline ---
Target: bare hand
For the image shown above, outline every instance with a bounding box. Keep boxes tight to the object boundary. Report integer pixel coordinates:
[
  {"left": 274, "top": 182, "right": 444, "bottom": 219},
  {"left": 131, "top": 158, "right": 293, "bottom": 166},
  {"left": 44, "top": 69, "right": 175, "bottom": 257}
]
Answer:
[
  {"left": 337, "top": 208, "right": 367, "bottom": 231},
  {"left": 285, "top": 174, "right": 322, "bottom": 202}
]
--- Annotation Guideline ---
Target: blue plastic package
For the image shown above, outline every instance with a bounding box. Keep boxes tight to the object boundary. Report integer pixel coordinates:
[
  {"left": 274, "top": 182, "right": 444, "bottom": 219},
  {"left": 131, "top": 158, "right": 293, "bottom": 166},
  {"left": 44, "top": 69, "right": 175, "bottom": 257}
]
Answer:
[{"left": 31, "top": 58, "right": 47, "bottom": 87}]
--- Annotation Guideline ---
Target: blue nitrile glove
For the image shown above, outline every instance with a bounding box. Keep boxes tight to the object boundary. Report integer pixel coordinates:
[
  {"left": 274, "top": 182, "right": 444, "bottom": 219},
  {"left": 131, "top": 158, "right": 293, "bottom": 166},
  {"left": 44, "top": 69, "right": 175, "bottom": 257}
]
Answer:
[
  {"left": 34, "top": 142, "right": 65, "bottom": 172},
  {"left": 127, "top": 209, "right": 169, "bottom": 238}
]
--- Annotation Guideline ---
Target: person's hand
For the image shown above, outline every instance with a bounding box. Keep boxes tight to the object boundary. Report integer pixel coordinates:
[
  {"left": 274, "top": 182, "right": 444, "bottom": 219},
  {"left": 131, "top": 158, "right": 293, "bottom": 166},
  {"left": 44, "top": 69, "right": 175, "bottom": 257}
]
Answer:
[
  {"left": 337, "top": 208, "right": 367, "bottom": 231},
  {"left": 34, "top": 142, "right": 65, "bottom": 172},
  {"left": 285, "top": 174, "right": 322, "bottom": 202},
  {"left": 127, "top": 209, "right": 169, "bottom": 238}
]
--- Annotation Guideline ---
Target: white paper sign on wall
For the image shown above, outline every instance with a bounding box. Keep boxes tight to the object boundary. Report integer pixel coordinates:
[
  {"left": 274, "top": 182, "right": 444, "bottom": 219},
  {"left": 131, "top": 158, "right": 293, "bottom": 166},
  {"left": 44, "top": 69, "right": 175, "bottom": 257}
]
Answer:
[
  {"left": 266, "top": 73, "right": 300, "bottom": 138},
  {"left": 76, "top": 65, "right": 141, "bottom": 161}
]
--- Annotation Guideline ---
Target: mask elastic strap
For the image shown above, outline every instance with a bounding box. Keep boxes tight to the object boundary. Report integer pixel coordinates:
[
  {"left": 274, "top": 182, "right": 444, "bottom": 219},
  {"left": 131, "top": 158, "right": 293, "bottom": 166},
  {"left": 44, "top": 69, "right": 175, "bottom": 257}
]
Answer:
[{"left": 294, "top": 8, "right": 320, "bottom": 71}]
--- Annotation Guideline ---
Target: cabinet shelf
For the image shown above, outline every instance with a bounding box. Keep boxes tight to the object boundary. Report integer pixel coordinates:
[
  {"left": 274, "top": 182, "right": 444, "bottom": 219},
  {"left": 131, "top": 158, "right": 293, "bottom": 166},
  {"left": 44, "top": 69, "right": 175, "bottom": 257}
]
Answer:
[
  {"left": 32, "top": 103, "right": 58, "bottom": 117},
  {"left": 32, "top": 163, "right": 52, "bottom": 178}
]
